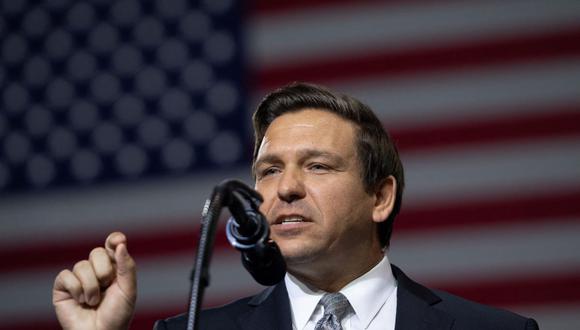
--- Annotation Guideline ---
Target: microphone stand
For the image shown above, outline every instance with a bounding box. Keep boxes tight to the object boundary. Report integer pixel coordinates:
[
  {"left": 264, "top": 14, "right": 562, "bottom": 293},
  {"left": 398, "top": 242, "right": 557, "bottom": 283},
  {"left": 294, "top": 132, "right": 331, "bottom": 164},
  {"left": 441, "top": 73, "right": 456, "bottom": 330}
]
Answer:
[{"left": 186, "top": 179, "right": 285, "bottom": 330}]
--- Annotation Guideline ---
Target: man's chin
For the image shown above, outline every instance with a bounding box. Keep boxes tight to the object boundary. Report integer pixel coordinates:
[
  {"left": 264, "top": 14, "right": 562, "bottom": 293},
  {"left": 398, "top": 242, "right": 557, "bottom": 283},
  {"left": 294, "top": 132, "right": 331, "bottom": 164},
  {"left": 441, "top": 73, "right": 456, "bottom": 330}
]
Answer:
[{"left": 280, "top": 246, "right": 321, "bottom": 266}]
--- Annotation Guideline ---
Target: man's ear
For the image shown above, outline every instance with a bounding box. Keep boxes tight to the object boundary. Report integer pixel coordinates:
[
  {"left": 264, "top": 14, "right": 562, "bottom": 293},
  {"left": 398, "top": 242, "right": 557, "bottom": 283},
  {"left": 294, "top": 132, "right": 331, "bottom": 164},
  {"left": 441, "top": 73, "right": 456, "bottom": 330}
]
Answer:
[{"left": 372, "top": 175, "right": 397, "bottom": 223}]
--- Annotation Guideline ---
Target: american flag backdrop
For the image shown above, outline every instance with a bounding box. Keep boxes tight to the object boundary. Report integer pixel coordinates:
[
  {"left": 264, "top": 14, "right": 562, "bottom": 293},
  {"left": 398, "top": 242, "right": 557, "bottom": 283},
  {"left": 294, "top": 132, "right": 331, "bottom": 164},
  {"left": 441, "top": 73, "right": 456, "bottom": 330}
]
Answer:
[{"left": 1, "top": 0, "right": 580, "bottom": 329}]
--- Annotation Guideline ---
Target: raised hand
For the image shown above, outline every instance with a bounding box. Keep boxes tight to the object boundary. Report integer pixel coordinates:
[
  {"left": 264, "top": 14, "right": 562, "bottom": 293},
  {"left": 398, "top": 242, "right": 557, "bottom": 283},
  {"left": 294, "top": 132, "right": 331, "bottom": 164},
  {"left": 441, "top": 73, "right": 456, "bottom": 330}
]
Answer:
[{"left": 52, "top": 232, "right": 137, "bottom": 330}]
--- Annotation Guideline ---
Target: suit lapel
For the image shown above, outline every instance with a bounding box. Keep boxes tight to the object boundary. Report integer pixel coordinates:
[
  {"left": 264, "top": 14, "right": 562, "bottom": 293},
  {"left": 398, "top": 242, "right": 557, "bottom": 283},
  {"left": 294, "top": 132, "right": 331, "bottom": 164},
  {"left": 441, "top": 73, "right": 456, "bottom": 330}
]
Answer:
[
  {"left": 393, "top": 265, "right": 455, "bottom": 330},
  {"left": 232, "top": 265, "right": 454, "bottom": 330},
  {"left": 236, "top": 282, "right": 293, "bottom": 330}
]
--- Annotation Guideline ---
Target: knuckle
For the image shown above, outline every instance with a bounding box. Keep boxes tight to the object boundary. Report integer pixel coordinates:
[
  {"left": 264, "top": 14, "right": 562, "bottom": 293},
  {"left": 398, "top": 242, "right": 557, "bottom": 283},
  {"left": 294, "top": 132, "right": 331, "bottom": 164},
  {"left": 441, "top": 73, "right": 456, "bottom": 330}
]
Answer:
[
  {"left": 94, "top": 266, "right": 114, "bottom": 283},
  {"left": 54, "top": 269, "right": 72, "bottom": 287},
  {"left": 89, "top": 247, "right": 107, "bottom": 259},
  {"left": 57, "top": 270, "right": 81, "bottom": 292},
  {"left": 84, "top": 281, "right": 99, "bottom": 294},
  {"left": 57, "top": 269, "right": 71, "bottom": 278},
  {"left": 72, "top": 260, "right": 90, "bottom": 272},
  {"left": 91, "top": 259, "right": 115, "bottom": 286}
]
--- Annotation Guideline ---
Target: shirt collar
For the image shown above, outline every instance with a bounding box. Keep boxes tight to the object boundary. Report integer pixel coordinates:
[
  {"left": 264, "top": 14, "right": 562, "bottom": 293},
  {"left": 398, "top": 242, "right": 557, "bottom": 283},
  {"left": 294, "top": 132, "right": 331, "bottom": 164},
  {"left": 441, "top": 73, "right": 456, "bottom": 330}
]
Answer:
[
  {"left": 284, "top": 254, "right": 396, "bottom": 330},
  {"left": 341, "top": 255, "right": 396, "bottom": 328},
  {"left": 285, "top": 271, "right": 324, "bottom": 330}
]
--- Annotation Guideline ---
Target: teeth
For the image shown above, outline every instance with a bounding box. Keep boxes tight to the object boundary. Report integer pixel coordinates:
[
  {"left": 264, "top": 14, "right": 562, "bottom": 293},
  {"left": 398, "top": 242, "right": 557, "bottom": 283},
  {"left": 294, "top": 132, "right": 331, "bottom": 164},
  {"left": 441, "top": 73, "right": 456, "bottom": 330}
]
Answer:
[{"left": 281, "top": 216, "right": 304, "bottom": 224}]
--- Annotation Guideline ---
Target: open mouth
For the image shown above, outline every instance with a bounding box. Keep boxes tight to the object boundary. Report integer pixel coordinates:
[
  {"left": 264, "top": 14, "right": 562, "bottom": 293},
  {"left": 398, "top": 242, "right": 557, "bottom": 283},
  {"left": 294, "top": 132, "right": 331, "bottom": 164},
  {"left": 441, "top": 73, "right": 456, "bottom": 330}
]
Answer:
[
  {"left": 273, "top": 214, "right": 310, "bottom": 225},
  {"left": 280, "top": 216, "right": 305, "bottom": 225}
]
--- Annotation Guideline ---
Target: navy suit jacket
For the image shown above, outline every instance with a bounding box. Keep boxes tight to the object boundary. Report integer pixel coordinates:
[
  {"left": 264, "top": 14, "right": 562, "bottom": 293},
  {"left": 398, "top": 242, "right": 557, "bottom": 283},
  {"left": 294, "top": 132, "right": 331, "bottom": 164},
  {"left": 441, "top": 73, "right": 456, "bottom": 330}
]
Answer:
[{"left": 154, "top": 265, "right": 539, "bottom": 330}]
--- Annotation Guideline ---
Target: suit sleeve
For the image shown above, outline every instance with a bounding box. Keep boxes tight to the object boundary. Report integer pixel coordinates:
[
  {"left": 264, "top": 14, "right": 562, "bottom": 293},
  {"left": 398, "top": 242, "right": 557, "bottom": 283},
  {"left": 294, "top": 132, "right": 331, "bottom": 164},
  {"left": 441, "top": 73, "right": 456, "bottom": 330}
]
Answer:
[
  {"left": 525, "top": 318, "right": 539, "bottom": 330},
  {"left": 152, "top": 319, "right": 168, "bottom": 330}
]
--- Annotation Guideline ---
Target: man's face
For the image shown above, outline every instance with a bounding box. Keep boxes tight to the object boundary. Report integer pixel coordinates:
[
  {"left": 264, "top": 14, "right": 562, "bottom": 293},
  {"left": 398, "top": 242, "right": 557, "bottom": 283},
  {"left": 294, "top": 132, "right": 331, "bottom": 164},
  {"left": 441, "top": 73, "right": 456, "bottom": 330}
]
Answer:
[{"left": 254, "top": 109, "right": 382, "bottom": 270}]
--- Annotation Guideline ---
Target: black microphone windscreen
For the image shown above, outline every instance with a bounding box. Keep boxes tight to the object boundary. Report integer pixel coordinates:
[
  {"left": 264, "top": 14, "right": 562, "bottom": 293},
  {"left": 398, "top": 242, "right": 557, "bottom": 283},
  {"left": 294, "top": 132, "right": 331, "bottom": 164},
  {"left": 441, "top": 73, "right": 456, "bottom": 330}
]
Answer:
[{"left": 241, "top": 242, "right": 286, "bottom": 286}]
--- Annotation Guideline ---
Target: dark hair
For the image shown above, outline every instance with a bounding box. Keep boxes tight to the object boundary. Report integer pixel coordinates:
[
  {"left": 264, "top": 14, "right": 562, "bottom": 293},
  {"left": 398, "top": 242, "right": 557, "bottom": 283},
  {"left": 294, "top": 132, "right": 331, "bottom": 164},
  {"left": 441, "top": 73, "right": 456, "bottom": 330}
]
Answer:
[{"left": 252, "top": 82, "right": 404, "bottom": 247}]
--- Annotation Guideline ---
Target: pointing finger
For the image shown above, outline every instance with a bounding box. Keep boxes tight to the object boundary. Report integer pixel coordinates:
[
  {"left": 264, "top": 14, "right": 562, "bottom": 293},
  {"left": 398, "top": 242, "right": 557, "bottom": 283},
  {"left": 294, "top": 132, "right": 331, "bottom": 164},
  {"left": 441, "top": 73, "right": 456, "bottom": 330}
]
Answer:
[{"left": 89, "top": 247, "right": 114, "bottom": 287}]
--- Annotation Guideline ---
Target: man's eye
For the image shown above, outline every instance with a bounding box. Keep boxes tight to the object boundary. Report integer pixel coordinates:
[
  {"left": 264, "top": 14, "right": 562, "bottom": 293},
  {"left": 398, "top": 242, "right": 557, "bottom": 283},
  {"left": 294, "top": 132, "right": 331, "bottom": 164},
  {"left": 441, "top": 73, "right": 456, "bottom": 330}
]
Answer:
[
  {"left": 260, "top": 167, "right": 280, "bottom": 177},
  {"left": 309, "top": 163, "right": 330, "bottom": 172}
]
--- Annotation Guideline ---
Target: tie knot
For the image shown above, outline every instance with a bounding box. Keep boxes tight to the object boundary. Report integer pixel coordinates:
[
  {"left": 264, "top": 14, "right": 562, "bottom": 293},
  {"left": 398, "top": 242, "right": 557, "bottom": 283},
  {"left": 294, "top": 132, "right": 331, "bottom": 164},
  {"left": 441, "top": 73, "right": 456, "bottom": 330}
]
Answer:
[{"left": 319, "top": 292, "right": 351, "bottom": 321}]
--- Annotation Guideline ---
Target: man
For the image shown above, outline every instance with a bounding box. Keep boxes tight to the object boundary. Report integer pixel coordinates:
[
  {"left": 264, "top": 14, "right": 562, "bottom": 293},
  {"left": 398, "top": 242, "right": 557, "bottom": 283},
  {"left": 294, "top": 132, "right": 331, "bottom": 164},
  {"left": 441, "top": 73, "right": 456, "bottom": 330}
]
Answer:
[{"left": 53, "top": 83, "right": 539, "bottom": 329}]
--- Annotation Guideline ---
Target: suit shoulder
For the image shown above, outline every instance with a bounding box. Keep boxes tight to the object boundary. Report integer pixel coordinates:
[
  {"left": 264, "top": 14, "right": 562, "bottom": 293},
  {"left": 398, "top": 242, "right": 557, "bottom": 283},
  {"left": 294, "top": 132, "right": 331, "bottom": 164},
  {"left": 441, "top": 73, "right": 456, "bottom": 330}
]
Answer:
[
  {"left": 153, "top": 295, "right": 255, "bottom": 330},
  {"left": 433, "top": 289, "right": 538, "bottom": 329},
  {"left": 202, "top": 295, "right": 254, "bottom": 319}
]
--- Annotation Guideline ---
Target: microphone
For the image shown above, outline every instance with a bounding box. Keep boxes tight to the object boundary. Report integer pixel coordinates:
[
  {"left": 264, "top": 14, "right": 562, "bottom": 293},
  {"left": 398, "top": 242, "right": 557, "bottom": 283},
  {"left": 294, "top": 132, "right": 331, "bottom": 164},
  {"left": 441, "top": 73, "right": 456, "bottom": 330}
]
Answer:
[
  {"left": 225, "top": 182, "right": 286, "bottom": 286},
  {"left": 187, "top": 180, "right": 286, "bottom": 330}
]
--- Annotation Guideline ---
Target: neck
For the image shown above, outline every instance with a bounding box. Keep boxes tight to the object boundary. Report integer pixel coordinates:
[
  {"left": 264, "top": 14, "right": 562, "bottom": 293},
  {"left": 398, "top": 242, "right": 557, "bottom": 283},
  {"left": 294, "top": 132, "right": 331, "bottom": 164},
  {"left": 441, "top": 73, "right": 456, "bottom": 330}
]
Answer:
[{"left": 287, "top": 250, "right": 385, "bottom": 292}]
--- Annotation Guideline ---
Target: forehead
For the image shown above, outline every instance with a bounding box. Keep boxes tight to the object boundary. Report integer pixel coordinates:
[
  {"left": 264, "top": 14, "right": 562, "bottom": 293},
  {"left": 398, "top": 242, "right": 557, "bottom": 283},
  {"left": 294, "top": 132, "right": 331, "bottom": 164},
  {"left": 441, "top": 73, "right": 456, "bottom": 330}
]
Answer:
[{"left": 258, "top": 109, "right": 358, "bottom": 156}]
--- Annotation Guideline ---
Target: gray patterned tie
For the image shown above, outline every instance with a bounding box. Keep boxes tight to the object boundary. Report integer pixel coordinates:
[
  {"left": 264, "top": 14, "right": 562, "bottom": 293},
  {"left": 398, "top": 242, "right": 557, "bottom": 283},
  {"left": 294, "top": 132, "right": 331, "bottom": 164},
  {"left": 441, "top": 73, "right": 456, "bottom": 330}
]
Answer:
[{"left": 314, "top": 292, "right": 351, "bottom": 330}]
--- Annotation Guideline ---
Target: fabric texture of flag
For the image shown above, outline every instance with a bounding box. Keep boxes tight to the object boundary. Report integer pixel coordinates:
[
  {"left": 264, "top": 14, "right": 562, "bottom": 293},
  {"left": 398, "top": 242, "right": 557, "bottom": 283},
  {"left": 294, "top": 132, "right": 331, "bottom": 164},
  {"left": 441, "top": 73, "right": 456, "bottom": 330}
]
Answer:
[{"left": 1, "top": 1, "right": 579, "bottom": 329}]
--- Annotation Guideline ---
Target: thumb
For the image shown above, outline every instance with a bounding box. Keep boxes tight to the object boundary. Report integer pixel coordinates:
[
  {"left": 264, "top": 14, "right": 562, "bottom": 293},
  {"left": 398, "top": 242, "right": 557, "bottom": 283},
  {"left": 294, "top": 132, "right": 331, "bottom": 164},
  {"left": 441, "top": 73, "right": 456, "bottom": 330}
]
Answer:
[{"left": 114, "top": 243, "right": 137, "bottom": 303}]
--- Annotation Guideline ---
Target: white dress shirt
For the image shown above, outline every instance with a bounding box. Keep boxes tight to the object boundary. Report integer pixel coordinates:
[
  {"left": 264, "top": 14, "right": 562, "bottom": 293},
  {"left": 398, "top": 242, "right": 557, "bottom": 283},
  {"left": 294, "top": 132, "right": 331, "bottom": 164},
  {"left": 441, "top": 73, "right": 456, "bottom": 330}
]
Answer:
[{"left": 285, "top": 255, "right": 397, "bottom": 330}]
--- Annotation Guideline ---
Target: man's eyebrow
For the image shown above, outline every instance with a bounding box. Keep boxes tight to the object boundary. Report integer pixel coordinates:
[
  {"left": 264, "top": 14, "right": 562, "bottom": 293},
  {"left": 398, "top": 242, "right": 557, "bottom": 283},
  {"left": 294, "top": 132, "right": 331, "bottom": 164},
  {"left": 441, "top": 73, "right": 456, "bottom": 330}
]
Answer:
[
  {"left": 255, "top": 149, "right": 344, "bottom": 166},
  {"left": 252, "top": 154, "right": 280, "bottom": 178},
  {"left": 254, "top": 154, "right": 280, "bottom": 167},
  {"left": 298, "top": 149, "right": 343, "bottom": 162}
]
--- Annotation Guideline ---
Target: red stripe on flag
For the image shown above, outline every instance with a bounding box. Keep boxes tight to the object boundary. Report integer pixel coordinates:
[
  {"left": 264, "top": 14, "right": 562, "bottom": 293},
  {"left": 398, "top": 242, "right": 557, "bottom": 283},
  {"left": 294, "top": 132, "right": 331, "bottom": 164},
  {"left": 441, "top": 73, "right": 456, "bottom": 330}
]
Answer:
[
  {"left": 253, "top": 25, "right": 580, "bottom": 91},
  {"left": 249, "top": 0, "right": 398, "bottom": 16},
  {"left": 0, "top": 225, "right": 205, "bottom": 274},
  {"left": 396, "top": 189, "right": 580, "bottom": 232},
  {"left": 2, "top": 189, "right": 579, "bottom": 273},
  {"left": 393, "top": 106, "right": 580, "bottom": 153},
  {"left": 433, "top": 270, "right": 580, "bottom": 308}
]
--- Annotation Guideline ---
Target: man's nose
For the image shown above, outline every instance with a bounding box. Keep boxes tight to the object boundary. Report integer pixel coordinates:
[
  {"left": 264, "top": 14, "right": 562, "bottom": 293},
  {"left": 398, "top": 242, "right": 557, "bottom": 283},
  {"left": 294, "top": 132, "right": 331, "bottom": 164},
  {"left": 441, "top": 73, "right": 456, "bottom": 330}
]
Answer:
[{"left": 277, "top": 168, "right": 306, "bottom": 203}]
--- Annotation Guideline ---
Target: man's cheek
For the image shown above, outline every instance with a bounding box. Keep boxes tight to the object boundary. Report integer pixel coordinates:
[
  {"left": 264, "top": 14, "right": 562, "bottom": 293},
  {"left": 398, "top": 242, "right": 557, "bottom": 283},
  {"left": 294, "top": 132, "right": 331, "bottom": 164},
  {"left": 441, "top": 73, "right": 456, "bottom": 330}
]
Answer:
[{"left": 258, "top": 202, "right": 270, "bottom": 221}]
